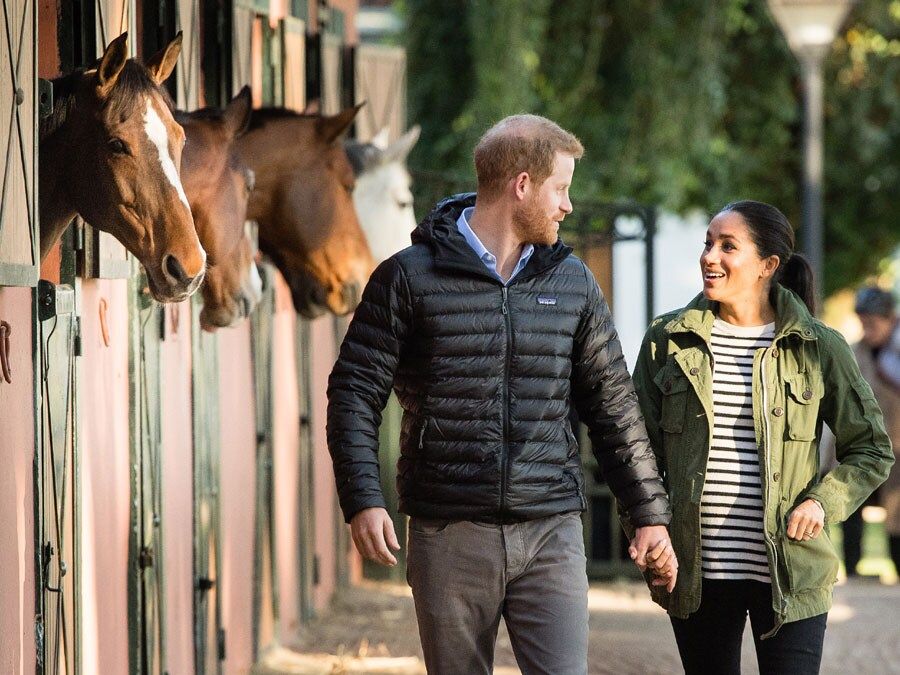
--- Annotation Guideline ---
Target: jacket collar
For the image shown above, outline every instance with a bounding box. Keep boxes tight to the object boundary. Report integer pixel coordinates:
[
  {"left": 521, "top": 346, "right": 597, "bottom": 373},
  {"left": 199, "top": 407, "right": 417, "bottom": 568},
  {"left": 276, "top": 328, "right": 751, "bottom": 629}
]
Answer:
[
  {"left": 411, "top": 192, "right": 572, "bottom": 282},
  {"left": 665, "top": 284, "right": 818, "bottom": 342}
]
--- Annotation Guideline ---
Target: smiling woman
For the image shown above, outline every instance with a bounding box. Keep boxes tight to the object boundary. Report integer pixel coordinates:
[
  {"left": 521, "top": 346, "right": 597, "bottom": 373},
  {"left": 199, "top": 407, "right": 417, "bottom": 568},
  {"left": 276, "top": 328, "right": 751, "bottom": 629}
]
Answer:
[
  {"left": 632, "top": 200, "right": 894, "bottom": 675},
  {"left": 38, "top": 32, "right": 206, "bottom": 303}
]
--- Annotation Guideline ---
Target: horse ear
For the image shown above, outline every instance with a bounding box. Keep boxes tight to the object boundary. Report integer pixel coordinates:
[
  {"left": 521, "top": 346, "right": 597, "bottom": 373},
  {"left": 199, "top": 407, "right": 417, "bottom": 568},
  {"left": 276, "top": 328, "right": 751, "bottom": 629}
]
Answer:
[
  {"left": 316, "top": 102, "right": 364, "bottom": 144},
  {"left": 145, "top": 31, "right": 183, "bottom": 86},
  {"left": 96, "top": 32, "right": 129, "bottom": 98},
  {"left": 384, "top": 125, "right": 420, "bottom": 164},
  {"left": 222, "top": 86, "right": 253, "bottom": 139},
  {"left": 371, "top": 127, "right": 390, "bottom": 151}
]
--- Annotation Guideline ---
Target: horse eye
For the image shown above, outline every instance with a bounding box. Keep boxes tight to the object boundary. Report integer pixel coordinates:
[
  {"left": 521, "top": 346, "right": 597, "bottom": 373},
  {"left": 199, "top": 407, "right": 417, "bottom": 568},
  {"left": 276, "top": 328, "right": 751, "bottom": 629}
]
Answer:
[{"left": 108, "top": 138, "right": 129, "bottom": 155}]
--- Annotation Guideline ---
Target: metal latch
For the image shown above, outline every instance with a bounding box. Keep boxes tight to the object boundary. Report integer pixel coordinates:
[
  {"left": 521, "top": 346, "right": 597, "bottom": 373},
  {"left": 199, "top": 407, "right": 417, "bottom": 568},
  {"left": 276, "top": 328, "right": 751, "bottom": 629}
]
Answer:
[
  {"left": 38, "top": 79, "right": 53, "bottom": 119},
  {"left": 38, "top": 280, "right": 75, "bottom": 321}
]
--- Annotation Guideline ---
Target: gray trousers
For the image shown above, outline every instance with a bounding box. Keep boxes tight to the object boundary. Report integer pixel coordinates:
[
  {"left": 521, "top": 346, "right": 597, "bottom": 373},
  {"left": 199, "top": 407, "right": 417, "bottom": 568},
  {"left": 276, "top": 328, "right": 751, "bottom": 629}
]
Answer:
[{"left": 406, "top": 512, "right": 589, "bottom": 675}]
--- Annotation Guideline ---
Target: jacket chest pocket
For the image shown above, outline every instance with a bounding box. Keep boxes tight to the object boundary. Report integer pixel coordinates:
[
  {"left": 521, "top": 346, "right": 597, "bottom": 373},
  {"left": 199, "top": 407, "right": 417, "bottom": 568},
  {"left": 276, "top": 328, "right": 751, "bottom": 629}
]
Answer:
[
  {"left": 655, "top": 366, "right": 691, "bottom": 434},
  {"left": 783, "top": 374, "right": 824, "bottom": 441}
]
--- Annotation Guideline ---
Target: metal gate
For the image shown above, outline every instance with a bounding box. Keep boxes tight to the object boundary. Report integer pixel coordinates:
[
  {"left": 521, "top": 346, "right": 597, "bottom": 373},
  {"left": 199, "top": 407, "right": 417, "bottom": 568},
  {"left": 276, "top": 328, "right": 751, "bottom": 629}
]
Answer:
[
  {"left": 561, "top": 200, "right": 657, "bottom": 578},
  {"left": 129, "top": 276, "right": 165, "bottom": 674},
  {"left": 37, "top": 275, "right": 79, "bottom": 675},
  {"left": 191, "top": 302, "right": 223, "bottom": 674},
  {"left": 251, "top": 263, "right": 277, "bottom": 655}
]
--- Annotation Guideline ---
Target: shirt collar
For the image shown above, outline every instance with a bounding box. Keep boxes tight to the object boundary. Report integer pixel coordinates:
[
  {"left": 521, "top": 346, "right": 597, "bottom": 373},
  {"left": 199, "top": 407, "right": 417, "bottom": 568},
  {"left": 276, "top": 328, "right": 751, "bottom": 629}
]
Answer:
[{"left": 456, "top": 207, "right": 535, "bottom": 269}]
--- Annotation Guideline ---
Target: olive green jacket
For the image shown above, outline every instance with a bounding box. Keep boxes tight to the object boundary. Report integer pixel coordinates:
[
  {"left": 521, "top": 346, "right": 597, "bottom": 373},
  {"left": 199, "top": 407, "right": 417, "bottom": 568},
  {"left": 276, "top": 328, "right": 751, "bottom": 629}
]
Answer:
[{"left": 630, "top": 285, "right": 894, "bottom": 632}]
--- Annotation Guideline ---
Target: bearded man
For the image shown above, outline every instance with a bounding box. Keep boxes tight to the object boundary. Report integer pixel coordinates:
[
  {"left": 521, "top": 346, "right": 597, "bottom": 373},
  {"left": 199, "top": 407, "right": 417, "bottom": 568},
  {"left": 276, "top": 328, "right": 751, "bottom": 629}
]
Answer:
[{"left": 327, "top": 115, "right": 676, "bottom": 674}]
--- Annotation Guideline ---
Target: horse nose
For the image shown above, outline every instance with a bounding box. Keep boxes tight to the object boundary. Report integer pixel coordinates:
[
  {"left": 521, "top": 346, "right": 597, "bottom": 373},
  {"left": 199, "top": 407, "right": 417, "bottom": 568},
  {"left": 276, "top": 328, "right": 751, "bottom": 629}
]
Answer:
[
  {"left": 163, "top": 254, "right": 191, "bottom": 285},
  {"left": 342, "top": 282, "right": 361, "bottom": 310},
  {"left": 163, "top": 254, "right": 205, "bottom": 290}
]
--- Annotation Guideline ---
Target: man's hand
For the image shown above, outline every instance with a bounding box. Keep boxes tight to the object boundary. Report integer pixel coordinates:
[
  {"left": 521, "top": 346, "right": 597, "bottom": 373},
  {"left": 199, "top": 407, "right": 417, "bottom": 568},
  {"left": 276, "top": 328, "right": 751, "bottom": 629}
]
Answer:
[
  {"left": 629, "top": 525, "right": 678, "bottom": 592},
  {"left": 350, "top": 507, "right": 400, "bottom": 566},
  {"left": 786, "top": 498, "right": 826, "bottom": 542}
]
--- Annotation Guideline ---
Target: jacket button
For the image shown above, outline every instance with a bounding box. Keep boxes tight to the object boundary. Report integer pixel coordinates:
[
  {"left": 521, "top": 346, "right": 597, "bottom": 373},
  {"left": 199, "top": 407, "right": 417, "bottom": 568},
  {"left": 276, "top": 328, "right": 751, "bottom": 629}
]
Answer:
[
  {"left": 802, "top": 389, "right": 813, "bottom": 400},
  {"left": 773, "top": 472, "right": 781, "bottom": 482},
  {"left": 665, "top": 382, "right": 672, "bottom": 393},
  {"left": 772, "top": 348, "right": 779, "bottom": 358},
  {"left": 773, "top": 407, "right": 784, "bottom": 417},
  {"left": 690, "top": 367, "right": 699, "bottom": 376}
]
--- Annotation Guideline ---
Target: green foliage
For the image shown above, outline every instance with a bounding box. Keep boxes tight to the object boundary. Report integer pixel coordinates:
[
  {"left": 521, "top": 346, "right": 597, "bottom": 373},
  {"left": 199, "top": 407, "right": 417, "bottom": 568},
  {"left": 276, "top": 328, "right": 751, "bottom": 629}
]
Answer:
[
  {"left": 823, "top": 0, "right": 900, "bottom": 294},
  {"left": 403, "top": 0, "right": 899, "bottom": 292}
]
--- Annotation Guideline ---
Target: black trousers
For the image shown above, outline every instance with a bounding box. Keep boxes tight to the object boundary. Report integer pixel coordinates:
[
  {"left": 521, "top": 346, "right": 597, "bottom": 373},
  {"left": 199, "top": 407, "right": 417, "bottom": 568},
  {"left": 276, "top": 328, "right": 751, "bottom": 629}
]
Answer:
[
  {"left": 842, "top": 506, "right": 865, "bottom": 576},
  {"left": 892, "top": 534, "right": 900, "bottom": 574},
  {"left": 670, "top": 580, "right": 827, "bottom": 675}
]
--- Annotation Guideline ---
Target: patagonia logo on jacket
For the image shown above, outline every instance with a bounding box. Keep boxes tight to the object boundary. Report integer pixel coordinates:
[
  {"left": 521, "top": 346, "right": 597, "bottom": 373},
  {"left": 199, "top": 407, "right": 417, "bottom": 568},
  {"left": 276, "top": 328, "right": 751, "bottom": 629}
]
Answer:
[{"left": 537, "top": 295, "right": 558, "bottom": 306}]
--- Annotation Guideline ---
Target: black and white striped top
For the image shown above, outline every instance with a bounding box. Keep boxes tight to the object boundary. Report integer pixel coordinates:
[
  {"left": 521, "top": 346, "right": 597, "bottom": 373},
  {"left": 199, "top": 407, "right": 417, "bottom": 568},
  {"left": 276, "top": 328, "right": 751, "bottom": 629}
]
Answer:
[{"left": 701, "top": 318, "right": 775, "bottom": 583}]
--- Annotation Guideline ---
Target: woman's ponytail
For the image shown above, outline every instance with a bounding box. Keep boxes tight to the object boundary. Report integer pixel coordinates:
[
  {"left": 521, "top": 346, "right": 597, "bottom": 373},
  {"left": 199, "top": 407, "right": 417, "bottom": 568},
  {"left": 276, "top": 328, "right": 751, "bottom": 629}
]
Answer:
[{"left": 775, "top": 252, "right": 816, "bottom": 314}]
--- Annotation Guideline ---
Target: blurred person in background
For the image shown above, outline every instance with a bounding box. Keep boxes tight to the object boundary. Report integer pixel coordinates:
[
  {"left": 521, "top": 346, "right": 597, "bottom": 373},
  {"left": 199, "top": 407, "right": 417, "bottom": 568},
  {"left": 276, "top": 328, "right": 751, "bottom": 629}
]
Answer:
[
  {"left": 849, "top": 287, "right": 900, "bottom": 578},
  {"left": 633, "top": 200, "right": 894, "bottom": 674}
]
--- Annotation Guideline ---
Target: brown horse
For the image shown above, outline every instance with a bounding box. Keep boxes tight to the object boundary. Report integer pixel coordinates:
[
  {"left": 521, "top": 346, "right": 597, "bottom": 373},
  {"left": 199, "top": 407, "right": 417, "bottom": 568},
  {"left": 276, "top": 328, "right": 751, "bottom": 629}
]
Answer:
[
  {"left": 234, "top": 105, "right": 374, "bottom": 318},
  {"left": 39, "top": 32, "right": 205, "bottom": 302},
  {"left": 176, "top": 87, "right": 262, "bottom": 330}
]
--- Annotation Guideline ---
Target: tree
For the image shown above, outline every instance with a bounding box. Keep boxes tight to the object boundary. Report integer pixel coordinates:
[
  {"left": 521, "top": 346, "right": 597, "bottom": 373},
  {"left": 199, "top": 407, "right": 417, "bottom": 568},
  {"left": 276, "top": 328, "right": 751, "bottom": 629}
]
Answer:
[{"left": 404, "top": 0, "right": 899, "bottom": 292}]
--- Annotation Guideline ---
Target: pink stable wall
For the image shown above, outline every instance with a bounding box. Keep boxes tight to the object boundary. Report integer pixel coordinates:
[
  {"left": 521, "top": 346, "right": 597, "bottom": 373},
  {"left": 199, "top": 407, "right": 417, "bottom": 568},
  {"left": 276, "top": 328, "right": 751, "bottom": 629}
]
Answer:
[
  {"left": 79, "top": 279, "right": 130, "bottom": 675},
  {"left": 310, "top": 315, "right": 339, "bottom": 611},
  {"left": 271, "top": 274, "right": 303, "bottom": 642},
  {"left": 217, "top": 320, "right": 257, "bottom": 675},
  {"left": 159, "top": 301, "right": 194, "bottom": 675},
  {"left": 0, "top": 287, "right": 36, "bottom": 675}
]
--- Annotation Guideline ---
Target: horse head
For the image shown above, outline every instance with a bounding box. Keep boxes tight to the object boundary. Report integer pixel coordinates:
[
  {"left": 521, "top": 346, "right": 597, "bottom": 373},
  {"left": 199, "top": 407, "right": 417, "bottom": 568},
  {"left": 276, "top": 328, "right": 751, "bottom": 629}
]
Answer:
[
  {"left": 177, "top": 87, "right": 262, "bottom": 330},
  {"left": 236, "top": 105, "right": 374, "bottom": 318},
  {"left": 345, "top": 125, "right": 420, "bottom": 264},
  {"left": 39, "top": 32, "right": 205, "bottom": 302}
]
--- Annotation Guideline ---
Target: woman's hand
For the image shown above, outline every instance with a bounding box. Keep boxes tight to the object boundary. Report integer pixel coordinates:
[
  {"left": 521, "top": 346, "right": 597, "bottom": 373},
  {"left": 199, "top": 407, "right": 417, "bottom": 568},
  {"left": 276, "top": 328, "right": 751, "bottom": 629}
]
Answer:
[{"left": 786, "top": 498, "right": 826, "bottom": 541}]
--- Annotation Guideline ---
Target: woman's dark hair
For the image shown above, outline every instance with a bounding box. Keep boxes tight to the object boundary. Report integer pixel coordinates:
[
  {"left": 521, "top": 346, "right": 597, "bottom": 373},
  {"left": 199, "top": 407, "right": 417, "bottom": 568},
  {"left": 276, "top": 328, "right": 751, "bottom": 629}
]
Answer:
[{"left": 719, "top": 200, "right": 816, "bottom": 314}]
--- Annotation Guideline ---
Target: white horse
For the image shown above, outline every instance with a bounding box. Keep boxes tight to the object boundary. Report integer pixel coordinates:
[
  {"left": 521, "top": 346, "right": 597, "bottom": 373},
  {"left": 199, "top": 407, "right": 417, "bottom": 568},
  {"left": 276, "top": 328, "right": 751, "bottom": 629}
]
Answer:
[{"left": 345, "top": 126, "right": 420, "bottom": 264}]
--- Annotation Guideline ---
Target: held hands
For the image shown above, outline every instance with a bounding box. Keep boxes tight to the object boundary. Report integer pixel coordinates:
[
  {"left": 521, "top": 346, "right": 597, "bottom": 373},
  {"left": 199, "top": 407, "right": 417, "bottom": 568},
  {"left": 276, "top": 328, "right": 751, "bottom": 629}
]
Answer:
[
  {"left": 629, "top": 525, "right": 678, "bottom": 592},
  {"left": 350, "top": 507, "right": 401, "bottom": 566},
  {"left": 786, "top": 499, "right": 826, "bottom": 542}
]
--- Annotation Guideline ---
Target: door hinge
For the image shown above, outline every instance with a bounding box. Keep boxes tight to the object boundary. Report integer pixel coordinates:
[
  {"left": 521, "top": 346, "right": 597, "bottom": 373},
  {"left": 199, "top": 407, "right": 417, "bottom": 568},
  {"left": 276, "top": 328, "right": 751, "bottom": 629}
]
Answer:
[
  {"left": 73, "top": 221, "right": 85, "bottom": 251},
  {"left": 73, "top": 316, "right": 83, "bottom": 357},
  {"left": 217, "top": 628, "right": 227, "bottom": 661},
  {"left": 34, "top": 614, "right": 44, "bottom": 669},
  {"left": 138, "top": 546, "right": 154, "bottom": 569},
  {"left": 313, "top": 554, "right": 320, "bottom": 585}
]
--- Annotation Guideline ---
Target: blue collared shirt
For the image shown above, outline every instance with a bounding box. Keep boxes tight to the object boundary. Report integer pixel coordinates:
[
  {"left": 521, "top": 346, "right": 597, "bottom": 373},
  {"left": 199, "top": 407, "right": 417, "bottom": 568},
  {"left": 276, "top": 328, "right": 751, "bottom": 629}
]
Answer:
[{"left": 456, "top": 207, "right": 534, "bottom": 285}]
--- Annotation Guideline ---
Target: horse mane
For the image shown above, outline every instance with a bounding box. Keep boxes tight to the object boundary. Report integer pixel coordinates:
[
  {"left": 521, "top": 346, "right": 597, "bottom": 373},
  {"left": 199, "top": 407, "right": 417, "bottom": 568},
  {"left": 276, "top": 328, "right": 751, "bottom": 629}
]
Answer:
[
  {"left": 247, "top": 107, "right": 317, "bottom": 131},
  {"left": 179, "top": 106, "right": 225, "bottom": 122},
  {"left": 41, "top": 60, "right": 165, "bottom": 140},
  {"left": 344, "top": 139, "right": 385, "bottom": 177}
]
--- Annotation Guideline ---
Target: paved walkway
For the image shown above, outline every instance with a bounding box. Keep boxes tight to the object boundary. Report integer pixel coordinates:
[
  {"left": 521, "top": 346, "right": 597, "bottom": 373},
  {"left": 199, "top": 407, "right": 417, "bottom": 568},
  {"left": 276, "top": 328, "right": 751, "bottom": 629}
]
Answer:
[{"left": 260, "top": 579, "right": 900, "bottom": 674}]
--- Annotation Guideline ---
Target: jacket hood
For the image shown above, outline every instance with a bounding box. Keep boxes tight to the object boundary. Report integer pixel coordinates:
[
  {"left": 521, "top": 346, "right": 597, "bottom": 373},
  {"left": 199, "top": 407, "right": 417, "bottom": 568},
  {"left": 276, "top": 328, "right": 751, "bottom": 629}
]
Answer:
[{"left": 412, "top": 192, "right": 573, "bottom": 280}]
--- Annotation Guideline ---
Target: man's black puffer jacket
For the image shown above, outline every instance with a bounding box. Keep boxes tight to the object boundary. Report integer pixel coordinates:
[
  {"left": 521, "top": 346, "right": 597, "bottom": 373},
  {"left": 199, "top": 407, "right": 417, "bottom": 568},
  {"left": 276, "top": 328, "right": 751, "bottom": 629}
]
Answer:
[{"left": 327, "top": 193, "right": 670, "bottom": 527}]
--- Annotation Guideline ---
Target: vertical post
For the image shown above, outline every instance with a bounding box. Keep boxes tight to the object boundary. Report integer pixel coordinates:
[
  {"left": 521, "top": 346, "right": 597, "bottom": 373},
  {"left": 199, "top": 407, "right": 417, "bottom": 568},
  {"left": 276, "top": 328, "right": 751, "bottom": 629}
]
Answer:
[
  {"left": 644, "top": 206, "right": 656, "bottom": 326},
  {"left": 800, "top": 49, "right": 826, "bottom": 309}
]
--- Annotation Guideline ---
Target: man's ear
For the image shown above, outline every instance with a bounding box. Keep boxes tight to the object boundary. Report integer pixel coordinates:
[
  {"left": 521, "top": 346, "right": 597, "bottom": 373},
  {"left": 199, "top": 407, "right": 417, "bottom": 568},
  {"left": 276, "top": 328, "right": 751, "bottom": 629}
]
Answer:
[{"left": 513, "top": 171, "right": 530, "bottom": 200}]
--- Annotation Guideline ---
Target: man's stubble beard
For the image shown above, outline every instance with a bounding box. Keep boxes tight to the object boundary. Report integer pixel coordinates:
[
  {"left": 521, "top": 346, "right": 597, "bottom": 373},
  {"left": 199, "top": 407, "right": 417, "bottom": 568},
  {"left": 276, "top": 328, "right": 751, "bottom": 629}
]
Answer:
[{"left": 512, "top": 194, "right": 558, "bottom": 246}]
